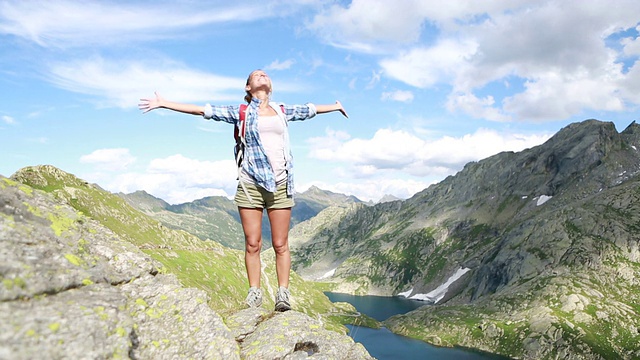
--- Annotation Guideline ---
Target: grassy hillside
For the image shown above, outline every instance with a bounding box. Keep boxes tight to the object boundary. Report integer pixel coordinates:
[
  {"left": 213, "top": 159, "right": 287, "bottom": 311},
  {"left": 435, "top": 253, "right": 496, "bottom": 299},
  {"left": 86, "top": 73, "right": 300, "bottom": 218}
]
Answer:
[{"left": 10, "top": 165, "right": 365, "bottom": 332}]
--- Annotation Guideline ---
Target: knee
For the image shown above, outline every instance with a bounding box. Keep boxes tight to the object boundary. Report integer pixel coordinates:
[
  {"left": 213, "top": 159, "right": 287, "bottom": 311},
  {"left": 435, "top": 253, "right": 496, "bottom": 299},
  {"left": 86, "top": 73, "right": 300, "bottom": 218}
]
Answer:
[
  {"left": 245, "top": 238, "right": 262, "bottom": 254},
  {"left": 272, "top": 241, "right": 289, "bottom": 255}
]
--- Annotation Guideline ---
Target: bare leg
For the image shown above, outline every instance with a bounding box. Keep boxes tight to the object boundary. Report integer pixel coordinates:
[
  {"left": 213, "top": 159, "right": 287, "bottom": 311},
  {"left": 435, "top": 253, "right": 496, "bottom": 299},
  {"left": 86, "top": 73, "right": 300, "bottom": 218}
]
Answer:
[
  {"left": 239, "top": 207, "right": 264, "bottom": 287},
  {"left": 268, "top": 207, "right": 292, "bottom": 288}
]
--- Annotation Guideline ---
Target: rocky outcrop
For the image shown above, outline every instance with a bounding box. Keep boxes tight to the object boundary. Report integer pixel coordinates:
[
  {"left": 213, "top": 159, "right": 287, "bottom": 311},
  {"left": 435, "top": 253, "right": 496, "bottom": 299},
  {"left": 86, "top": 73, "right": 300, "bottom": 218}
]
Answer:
[
  {"left": 0, "top": 174, "right": 373, "bottom": 359},
  {"left": 226, "top": 309, "right": 370, "bottom": 359},
  {"left": 0, "top": 176, "right": 238, "bottom": 359}
]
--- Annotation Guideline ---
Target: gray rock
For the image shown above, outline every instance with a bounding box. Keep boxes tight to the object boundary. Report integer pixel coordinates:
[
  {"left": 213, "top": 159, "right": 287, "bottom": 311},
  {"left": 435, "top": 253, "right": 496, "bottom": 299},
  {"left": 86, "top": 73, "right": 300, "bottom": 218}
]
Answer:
[
  {"left": 230, "top": 309, "right": 372, "bottom": 359},
  {"left": 0, "top": 176, "right": 241, "bottom": 359}
]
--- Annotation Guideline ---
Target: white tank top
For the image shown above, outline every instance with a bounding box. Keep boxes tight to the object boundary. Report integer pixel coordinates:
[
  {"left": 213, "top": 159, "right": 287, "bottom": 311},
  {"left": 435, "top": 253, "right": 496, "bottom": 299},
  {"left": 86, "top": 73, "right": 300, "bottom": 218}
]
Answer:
[{"left": 240, "top": 115, "right": 287, "bottom": 185}]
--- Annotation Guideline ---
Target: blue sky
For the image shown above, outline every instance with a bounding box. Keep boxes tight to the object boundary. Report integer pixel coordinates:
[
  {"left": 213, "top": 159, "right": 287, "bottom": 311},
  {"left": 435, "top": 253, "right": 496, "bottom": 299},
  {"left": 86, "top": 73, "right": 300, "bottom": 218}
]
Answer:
[{"left": 1, "top": 1, "right": 639, "bottom": 204}]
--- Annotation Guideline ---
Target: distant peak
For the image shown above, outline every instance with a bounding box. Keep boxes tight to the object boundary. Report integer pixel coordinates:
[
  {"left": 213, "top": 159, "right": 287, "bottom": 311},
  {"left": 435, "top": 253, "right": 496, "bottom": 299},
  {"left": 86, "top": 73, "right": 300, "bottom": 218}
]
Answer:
[{"left": 378, "top": 194, "right": 400, "bottom": 203}]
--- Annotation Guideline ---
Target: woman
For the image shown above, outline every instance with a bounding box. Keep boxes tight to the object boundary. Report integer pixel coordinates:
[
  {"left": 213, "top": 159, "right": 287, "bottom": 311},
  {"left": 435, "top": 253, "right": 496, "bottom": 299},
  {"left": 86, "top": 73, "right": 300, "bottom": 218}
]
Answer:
[{"left": 139, "top": 69, "right": 348, "bottom": 311}]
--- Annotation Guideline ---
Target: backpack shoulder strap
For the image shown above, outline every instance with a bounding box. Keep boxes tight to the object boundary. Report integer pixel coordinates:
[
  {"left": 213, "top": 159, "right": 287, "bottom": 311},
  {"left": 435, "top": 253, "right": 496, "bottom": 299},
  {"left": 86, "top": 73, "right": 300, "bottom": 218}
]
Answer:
[
  {"left": 235, "top": 104, "right": 248, "bottom": 143},
  {"left": 271, "top": 102, "right": 287, "bottom": 124},
  {"left": 239, "top": 103, "right": 248, "bottom": 121}
]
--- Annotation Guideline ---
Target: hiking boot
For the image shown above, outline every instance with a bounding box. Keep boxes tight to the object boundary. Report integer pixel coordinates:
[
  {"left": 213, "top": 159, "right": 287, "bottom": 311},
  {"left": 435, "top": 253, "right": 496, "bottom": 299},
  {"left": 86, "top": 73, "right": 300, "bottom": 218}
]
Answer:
[
  {"left": 245, "top": 287, "right": 263, "bottom": 308},
  {"left": 274, "top": 286, "right": 291, "bottom": 312}
]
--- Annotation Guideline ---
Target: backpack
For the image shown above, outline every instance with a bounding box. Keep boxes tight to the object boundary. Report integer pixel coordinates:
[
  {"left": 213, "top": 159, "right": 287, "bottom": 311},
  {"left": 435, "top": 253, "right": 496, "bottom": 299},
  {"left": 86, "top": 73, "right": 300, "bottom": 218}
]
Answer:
[{"left": 234, "top": 103, "right": 286, "bottom": 168}]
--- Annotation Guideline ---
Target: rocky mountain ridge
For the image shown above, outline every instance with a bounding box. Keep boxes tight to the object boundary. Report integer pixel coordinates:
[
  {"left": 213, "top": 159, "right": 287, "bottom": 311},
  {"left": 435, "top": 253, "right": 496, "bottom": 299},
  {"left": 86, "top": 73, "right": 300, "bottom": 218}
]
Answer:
[
  {"left": 119, "top": 190, "right": 245, "bottom": 249},
  {"left": 119, "top": 184, "right": 362, "bottom": 250},
  {"left": 289, "top": 119, "right": 640, "bottom": 359},
  {"left": 1, "top": 167, "right": 373, "bottom": 359}
]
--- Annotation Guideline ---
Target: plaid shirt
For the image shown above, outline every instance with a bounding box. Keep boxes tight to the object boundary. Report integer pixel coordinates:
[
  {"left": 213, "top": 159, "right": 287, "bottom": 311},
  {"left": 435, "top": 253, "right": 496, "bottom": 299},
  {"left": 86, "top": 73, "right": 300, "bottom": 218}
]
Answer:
[{"left": 203, "top": 97, "right": 317, "bottom": 196}]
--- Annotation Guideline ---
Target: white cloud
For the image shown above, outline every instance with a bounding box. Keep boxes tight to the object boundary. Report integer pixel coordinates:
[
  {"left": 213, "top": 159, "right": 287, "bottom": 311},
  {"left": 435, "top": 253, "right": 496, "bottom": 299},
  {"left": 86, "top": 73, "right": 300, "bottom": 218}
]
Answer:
[
  {"left": 310, "top": 128, "right": 423, "bottom": 170},
  {"left": 45, "top": 56, "right": 307, "bottom": 109},
  {"left": 446, "top": 92, "right": 511, "bottom": 122},
  {"left": 308, "top": 127, "right": 551, "bottom": 178},
  {"left": 305, "top": 1, "right": 545, "bottom": 53},
  {"left": 2, "top": 115, "right": 16, "bottom": 125},
  {"left": 299, "top": 177, "right": 431, "bottom": 203},
  {"left": 80, "top": 148, "right": 136, "bottom": 172},
  {"left": 381, "top": 90, "right": 414, "bottom": 103},
  {"left": 380, "top": 39, "right": 478, "bottom": 88},
  {"left": 502, "top": 69, "right": 626, "bottom": 121},
  {"left": 307, "top": 0, "right": 427, "bottom": 52},
  {"left": 265, "top": 59, "right": 296, "bottom": 71},
  {"left": 620, "top": 60, "right": 640, "bottom": 102},
  {"left": 307, "top": 129, "right": 352, "bottom": 160},
  {"left": 0, "top": 1, "right": 269, "bottom": 48},
  {"left": 415, "top": 129, "right": 550, "bottom": 172},
  {"left": 621, "top": 27, "right": 640, "bottom": 57},
  {"left": 317, "top": 1, "right": 640, "bottom": 122},
  {"left": 47, "top": 57, "right": 244, "bottom": 108},
  {"left": 83, "top": 154, "right": 238, "bottom": 205},
  {"left": 373, "top": 1, "right": 640, "bottom": 122},
  {"left": 364, "top": 70, "right": 382, "bottom": 89}
]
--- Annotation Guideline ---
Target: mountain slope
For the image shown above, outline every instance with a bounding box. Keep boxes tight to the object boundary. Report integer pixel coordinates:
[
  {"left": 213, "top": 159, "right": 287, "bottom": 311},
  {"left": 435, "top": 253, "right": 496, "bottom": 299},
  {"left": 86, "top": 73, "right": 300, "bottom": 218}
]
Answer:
[
  {"left": 119, "top": 190, "right": 245, "bottom": 249},
  {"left": 8, "top": 165, "right": 361, "bottom": 326},
  {"left": 294, "top": 185, "right": 363, "bottom": 223},
  {"left": 290, "top": 119, "right": 640, "bottom": 359},
  {"left": 120, "top": 184, "right": 363, "bottom": 250}
]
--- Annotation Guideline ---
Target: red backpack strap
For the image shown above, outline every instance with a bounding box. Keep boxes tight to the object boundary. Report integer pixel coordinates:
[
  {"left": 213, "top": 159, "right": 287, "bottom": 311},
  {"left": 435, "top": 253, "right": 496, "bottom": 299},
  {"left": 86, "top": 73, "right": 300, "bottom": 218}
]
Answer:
[
  {"left": 278, "top": 104, "right": 287, "bottom": 123},
  {"left": 235, "top": 104, "right": 248, "bottom": 143},
  {"left": 239, "top": 103, "right": 248, "bottom": 121}
]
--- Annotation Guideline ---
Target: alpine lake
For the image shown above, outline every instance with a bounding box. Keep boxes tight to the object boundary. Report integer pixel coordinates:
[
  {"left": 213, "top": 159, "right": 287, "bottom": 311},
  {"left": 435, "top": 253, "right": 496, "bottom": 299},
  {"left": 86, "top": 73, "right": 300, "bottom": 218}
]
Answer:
[{"left": 325, "top": 292, "right": 511, "bottom": 360}]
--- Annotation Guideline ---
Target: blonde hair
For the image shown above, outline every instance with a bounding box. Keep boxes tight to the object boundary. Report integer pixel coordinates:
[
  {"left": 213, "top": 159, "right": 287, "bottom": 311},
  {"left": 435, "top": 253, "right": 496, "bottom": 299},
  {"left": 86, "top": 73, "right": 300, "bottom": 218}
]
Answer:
[{"left": 244, "top": 69, "right": 272, "bottom": 103}]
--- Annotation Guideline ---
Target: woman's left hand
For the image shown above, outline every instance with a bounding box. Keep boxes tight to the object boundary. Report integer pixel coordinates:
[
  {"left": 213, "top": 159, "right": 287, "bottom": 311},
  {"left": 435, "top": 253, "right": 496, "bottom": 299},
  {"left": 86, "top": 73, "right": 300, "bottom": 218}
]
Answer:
[{"left": 335, "top": 100, "right": 349, "bottom": 118}]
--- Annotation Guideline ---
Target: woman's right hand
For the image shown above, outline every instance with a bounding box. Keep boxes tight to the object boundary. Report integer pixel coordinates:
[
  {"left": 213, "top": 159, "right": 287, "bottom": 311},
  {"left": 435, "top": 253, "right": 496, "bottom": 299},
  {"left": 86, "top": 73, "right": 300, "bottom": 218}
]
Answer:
[{"left": 138, "top": 91, "right": 164, "bottom": 113}]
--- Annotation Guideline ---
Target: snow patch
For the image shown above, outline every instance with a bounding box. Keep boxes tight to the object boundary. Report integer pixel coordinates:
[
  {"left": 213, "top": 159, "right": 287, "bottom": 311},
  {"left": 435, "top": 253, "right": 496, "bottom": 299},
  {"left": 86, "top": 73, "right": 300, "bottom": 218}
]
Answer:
[
  {"left": 408, "top": 267, "right": 471, "bottom": 304},
  {"left": 536, "top": 195, "right": 552, "bottom": 206},
  {"left": 318, "top": 268, "right": 336, "bottom": 280},
  {"left": 632, "top": 145, "right": 637, "bottom": 151},
  {"left": 397, "top": 288, "right": 413, "bottom": 298}
]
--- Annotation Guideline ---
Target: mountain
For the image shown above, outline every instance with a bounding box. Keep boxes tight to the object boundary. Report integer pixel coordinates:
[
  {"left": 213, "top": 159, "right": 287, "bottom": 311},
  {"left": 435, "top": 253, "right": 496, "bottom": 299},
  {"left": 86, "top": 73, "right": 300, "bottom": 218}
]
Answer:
[
  {"left": 290, "top": 119, "right": 640, "bottom": 359},
  {"left": 119, "top": 190, "right": 245, "bottom": 249},
  {"left": 2, "top": 166, "right": 374, "bottom": 359},
  {"left": 294, "top": 185, "right": 363, "bottom": 223},
  {"left": 119, "top": 184, "right": 362, "bottom": 250},
  {"left": 377, "top": 194, "right": 401, "bottom": 203}
]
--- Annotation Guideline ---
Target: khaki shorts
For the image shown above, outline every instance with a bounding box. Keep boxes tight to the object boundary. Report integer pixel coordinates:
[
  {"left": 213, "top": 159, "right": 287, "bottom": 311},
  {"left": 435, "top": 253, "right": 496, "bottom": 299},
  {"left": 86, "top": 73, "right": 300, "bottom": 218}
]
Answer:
[{"left": 234, "top": 182, "right": 294, "bottom": 209}]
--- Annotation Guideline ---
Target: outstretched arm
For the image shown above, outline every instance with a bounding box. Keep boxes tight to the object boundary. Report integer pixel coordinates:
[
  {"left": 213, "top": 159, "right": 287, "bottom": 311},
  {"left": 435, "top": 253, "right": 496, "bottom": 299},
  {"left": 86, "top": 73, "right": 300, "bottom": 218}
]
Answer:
[
  {"left": 315, "top": 101, "right": 348, "bottom": 118},
  {"left": 138, "top": 92, "right": 205, "bottom": 116}
]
